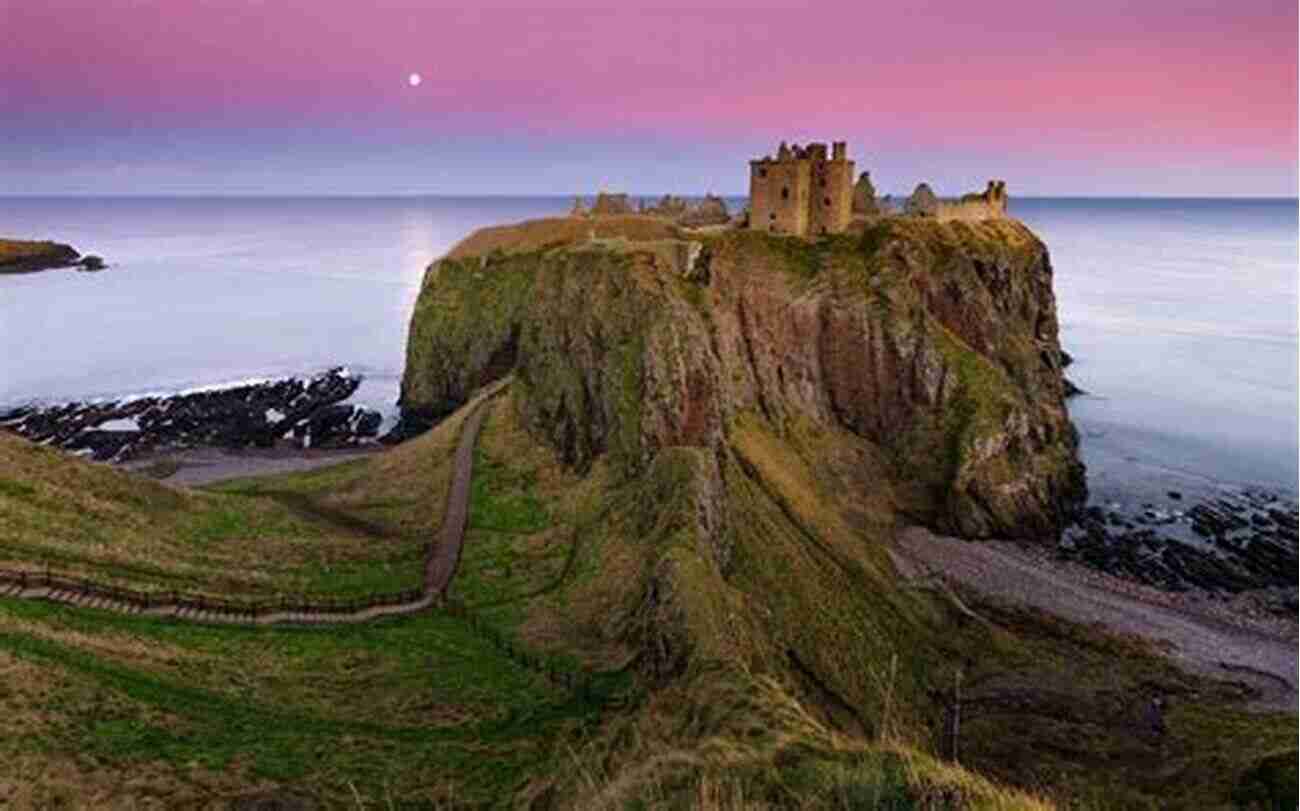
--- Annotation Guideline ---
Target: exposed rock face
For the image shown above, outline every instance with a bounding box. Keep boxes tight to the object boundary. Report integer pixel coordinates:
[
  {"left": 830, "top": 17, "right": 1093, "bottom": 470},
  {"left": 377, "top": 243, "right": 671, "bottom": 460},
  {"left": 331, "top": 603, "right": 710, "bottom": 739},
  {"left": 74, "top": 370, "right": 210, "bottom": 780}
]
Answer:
[{"left": 400, "top": 216, "right": 1085, "bottom": 539}]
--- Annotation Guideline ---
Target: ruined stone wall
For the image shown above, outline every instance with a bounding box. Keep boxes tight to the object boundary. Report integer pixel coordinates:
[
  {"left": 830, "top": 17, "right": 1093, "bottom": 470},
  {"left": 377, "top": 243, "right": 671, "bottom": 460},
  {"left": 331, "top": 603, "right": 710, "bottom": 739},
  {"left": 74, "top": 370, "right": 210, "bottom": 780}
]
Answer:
[
  {"left": 592, "top": 192, "right": 634, "bottom": 215},
  {"left": 852, "top": 172, "right": 879, "bottom": 216},
  {"left": 749, "top": 158, "right": 811, "bottom": 236},
  {"left": 933, "top": 200, "right": 1004, "bottom": 221},
  {"left": 903, "top": 180, "right": 1009, "bottom": 222},
  {"left": 808, "top": 155, "right": 855, "bottom": 235}
]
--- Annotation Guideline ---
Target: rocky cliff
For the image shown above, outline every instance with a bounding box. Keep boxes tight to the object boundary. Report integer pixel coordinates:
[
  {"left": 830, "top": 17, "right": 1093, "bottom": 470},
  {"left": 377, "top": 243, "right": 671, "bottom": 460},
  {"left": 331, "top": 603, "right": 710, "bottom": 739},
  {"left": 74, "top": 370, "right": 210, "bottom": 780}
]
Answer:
[{"left": 400, "top": 215, "right": 1084, "bottom": 539}]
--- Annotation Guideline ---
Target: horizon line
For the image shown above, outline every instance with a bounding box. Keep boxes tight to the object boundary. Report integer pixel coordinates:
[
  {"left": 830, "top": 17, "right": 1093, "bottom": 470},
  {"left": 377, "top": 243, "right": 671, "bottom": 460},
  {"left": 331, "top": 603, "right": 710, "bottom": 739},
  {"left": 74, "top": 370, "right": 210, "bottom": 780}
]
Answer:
[{"left": 1, "top": 193, "right": 1297, "bottom": 202}]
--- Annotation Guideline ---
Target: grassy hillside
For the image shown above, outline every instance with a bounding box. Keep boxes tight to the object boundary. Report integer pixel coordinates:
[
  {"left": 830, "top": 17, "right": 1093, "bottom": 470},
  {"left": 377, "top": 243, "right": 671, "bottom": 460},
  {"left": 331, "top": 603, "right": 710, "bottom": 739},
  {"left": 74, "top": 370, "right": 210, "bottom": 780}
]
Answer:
[{"left": 0, "top": 392, "right": 1294, "bottom": 807}]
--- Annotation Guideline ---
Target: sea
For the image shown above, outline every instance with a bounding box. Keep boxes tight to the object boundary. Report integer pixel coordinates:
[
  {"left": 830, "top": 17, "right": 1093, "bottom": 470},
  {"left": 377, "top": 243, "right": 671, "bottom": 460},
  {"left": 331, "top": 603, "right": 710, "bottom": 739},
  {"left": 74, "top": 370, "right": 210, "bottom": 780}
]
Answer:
[{"left": 1, "top": 196, "right": 1296, "bottom": 508}]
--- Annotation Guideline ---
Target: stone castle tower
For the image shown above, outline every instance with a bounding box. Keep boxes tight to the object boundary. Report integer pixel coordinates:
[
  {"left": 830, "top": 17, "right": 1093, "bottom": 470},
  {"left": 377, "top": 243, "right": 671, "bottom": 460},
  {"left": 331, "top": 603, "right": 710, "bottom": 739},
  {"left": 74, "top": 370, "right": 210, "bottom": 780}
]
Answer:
[{"left": 748, "top": 141, "right": 855, "bottom": 236}]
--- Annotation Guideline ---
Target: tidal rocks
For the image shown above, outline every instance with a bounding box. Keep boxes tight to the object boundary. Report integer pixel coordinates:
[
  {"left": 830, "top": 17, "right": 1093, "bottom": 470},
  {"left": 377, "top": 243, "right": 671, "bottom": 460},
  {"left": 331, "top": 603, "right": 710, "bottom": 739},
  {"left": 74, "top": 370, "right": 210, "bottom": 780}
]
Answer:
[
  {"left": 1, "top": 368, "right": 381, "bottom": 462},
  {"left": 291, "top": 403, "right": 382, "bottom": 449},
  {"left": 1061, "top": 488, "right": 1299, "bottom": 595}
]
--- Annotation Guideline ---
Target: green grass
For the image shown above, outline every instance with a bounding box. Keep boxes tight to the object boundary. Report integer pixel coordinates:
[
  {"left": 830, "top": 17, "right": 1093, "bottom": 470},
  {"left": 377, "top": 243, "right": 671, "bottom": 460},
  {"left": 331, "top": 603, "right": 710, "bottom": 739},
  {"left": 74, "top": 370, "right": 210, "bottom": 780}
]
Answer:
[
  {"left": 0, "top": 597, "right": 604, "bottom": 807},
  {"left": 0, "top": 434, "right": 433, "bottom": 599},
  {"left": 467, "top": 447, "right": 550, "bottom": 535}
]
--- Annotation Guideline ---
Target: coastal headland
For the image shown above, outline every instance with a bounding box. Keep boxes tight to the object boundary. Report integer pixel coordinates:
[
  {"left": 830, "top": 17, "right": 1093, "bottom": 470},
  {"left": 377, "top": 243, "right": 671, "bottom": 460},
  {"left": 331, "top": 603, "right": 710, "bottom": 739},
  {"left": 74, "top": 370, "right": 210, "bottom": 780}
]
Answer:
[
  {"left": 0, "top": 238, "right": 104, "bottom": 273},
  {"left": 0, "top": 143, "right": 1294, "bottom": 807}
]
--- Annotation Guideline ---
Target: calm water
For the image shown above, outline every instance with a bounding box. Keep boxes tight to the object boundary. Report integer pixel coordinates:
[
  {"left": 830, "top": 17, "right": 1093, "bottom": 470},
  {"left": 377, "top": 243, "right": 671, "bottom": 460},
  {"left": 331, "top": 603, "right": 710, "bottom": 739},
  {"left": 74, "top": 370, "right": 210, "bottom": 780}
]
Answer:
[{"left": 2, "top": 196, "right": 1295, "bottom": 502}]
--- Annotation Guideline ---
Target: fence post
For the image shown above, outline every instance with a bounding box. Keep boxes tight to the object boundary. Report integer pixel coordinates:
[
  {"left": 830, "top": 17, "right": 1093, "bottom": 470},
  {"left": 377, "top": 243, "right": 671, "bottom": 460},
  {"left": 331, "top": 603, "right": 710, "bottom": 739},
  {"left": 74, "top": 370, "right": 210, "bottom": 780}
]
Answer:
[{"left": 947, "top": 667, "right": 963, "bottom": 763}]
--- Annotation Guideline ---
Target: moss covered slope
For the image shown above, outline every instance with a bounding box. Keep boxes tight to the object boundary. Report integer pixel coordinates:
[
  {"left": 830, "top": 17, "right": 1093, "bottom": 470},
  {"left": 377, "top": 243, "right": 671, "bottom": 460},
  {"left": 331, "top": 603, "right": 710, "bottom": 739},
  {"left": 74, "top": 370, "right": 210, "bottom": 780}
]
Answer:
[
  {"left": 396, "top": 217, "right": 1091, "bottom": 800},
  {"left": 400, "top": 215, "right": 1085, "bottom": 539}
]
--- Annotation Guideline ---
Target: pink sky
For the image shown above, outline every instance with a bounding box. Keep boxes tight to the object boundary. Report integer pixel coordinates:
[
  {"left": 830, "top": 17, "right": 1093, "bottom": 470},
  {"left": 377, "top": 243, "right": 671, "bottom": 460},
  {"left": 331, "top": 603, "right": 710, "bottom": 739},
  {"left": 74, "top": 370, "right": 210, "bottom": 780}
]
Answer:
[{"left": 2, "top": 0, "right": 1296, "bottom": 194}]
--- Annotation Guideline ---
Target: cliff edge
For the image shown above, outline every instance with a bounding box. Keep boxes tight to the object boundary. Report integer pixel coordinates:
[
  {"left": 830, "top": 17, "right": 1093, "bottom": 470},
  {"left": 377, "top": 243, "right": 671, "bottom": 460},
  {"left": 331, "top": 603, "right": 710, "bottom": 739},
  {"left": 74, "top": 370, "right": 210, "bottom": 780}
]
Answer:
[{"left": 399, "top": 214, "right": 1085, "bottom": 540}]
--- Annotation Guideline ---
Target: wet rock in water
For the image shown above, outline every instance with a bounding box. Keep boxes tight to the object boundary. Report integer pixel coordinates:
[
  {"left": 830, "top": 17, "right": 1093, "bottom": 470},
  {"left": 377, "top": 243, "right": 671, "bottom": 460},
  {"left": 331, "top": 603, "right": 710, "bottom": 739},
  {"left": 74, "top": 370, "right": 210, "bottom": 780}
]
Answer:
[
  {"left": 1059, "top": 349, "right": 1075, "bottom": 368},
  {"left": 0, "top": 367, "right": 377, "bottom": 461},
  {"left": 292, "top": 403, "right": 382, "bottom": 449},
  {"left": 1062, "top": 378, "right": 1084, "bottom": 397},
  {"left": 1061, "top": 488, "right": 1299, "bottom": 594},
  {"left": 78, "top": 255, "right": 106, "bottom": 271}
]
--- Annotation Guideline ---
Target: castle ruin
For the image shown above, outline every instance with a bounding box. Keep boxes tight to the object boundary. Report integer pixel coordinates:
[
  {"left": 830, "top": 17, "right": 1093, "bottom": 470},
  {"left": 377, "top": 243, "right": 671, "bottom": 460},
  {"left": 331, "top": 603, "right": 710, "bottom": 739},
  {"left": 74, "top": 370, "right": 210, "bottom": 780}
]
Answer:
[
  {"left": 748, "top": 140, "right": 1010, "bottom": 234},
  {"left": 748, "top": 141, "right": 855, "bottom": 237}
]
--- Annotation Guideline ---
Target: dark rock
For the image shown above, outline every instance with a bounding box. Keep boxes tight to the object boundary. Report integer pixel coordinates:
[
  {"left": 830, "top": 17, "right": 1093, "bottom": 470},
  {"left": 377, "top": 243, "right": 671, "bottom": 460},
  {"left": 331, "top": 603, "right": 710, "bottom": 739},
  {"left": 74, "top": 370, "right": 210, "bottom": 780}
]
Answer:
[
  {"left": 1062, "top": 488, "right": 1299, "bottom": 594},
  {"left": 1063, "top": 377, "right": 1084, "bottom": 397},
  {"left": 1059, "top": 349, "right": 1074, "bottom": 368},
  {"left": 79, "top": 255, "right": 106, "bottom": 271},
  {"left": 1168, "top": 490, "right": 1182, "bottom": 500},
  {"left": 0, "top": 368, "right": 375, "bottom": 460},
  {"left": 64, "top": 429, "right": 139, "bottom": 461},
  {"left": 294, "top": 403, "right": 383, "bottom": 449},
  {"left": 379, "top": 409, "right": 437, "bottom": 444}
]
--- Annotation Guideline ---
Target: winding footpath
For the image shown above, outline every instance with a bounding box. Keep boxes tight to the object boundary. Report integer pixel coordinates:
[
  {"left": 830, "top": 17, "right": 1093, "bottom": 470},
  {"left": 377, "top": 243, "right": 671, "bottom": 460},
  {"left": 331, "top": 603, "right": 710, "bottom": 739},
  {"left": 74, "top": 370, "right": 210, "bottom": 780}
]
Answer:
[
  {"left": 0, "top": 381, "right": 508, "bottom": 627},
  {"left": 894, "top": 526, "right": 1298, "bottom": 713}
]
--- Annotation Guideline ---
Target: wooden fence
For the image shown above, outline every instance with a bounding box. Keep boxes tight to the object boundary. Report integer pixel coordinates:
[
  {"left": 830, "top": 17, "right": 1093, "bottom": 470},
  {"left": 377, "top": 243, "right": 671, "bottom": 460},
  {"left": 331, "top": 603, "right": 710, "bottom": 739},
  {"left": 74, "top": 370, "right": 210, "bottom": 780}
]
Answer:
[{"left": 0, "top": 563, "right": 428, "bottom": 619}]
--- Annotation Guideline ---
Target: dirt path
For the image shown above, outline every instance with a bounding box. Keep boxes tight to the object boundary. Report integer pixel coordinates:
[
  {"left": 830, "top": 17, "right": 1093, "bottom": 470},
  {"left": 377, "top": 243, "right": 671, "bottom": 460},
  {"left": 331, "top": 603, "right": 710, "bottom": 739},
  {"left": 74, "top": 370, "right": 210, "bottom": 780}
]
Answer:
[
  {"left": 120, "top": 445, "right": 382, "bottom": 487},
  {"left": 0, "top": 381, "right": 507, "bottom": 627},
  {"left": 426, "top": 392, "right": 493, "bottom": 595},
  {"left": 893, "top": 526, "right": 1298, "bottom": 713}
]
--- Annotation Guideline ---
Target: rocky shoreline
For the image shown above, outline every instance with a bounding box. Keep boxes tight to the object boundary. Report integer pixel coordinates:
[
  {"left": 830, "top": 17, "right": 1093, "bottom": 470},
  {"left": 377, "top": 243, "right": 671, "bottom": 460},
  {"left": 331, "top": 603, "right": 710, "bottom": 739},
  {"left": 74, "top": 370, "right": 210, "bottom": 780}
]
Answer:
[
  {"left": 0, "top": 368, "right": 385, "bottom": 462},
  {"left": 1061, "top": 482, "right": 1298, "bottom": 610},
  {"left": 0, "top": 238, "right": 104, "bottom": 273}
]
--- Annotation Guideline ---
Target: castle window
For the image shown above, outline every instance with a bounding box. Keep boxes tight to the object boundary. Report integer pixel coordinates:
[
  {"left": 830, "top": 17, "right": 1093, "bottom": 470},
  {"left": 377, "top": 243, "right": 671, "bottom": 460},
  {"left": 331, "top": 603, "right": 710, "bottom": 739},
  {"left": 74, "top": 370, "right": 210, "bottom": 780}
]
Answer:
[
  {"left": 781, "top": 186, "right": 790, "bottom": 200},
  {"left": 819, "top": 178, "right": 826, "bottom": 187},
  {"left": 824, "top": 197, "right": 831, "bottom": 206},
  {"left": 758, "top": 168, "right": 767, "bottom": 178}
]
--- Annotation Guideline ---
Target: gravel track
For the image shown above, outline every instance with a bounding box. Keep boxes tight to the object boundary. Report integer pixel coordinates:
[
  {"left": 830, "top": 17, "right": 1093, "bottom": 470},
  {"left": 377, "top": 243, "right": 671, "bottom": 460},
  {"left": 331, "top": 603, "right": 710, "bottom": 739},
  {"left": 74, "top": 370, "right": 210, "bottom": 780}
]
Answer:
[{"left": 894, "top": 526, "right": 1297, "bottom": 713}]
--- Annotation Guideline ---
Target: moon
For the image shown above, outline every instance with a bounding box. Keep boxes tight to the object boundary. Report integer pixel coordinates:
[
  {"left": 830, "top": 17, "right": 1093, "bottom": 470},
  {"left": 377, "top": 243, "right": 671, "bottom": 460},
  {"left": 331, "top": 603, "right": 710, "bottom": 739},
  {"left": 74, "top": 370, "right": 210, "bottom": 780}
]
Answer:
[{"left": 407, "top": 72, "right": 422, "bottom": 87}]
